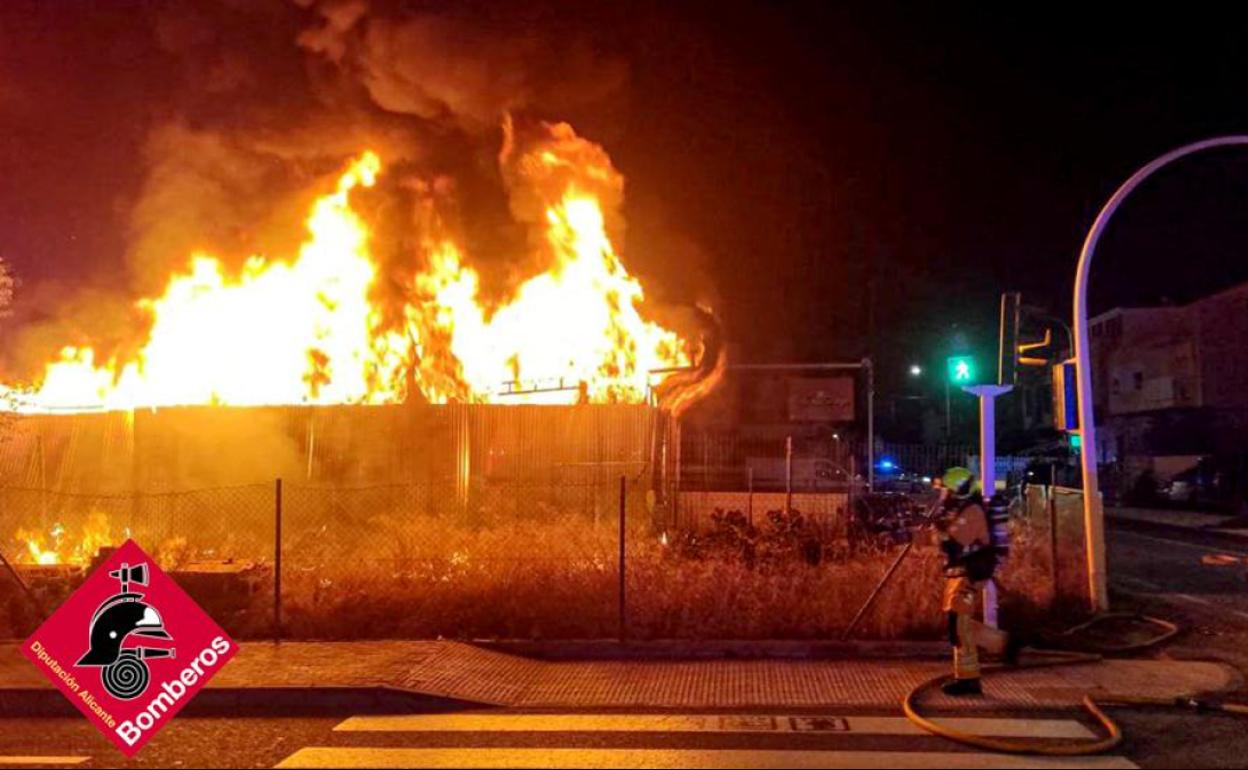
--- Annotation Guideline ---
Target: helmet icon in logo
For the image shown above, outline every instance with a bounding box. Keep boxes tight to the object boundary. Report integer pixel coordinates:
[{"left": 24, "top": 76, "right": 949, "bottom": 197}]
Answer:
[{"left": 76, "top": 562, "right": 176, "bottom": 700}]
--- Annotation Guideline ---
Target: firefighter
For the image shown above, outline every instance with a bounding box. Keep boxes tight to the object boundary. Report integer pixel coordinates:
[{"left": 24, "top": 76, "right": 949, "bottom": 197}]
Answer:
[{"left": 936, "top": 466, "right": 1021, "bottom": 696}]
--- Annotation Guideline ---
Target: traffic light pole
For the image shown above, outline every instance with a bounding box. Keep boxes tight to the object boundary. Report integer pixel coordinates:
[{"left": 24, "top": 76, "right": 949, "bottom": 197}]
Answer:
[
  {"left": 963, "top": 383, "right": 1012, "bottom": 628},
  {"left": 944, "top": 379, "right": 951, "bottom": 438},
  {"left": 1073, "top": 136, "right": 1248, "bottom": 614}
]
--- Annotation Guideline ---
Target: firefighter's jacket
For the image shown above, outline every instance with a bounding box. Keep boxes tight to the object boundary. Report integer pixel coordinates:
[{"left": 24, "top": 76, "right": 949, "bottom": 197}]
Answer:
[{"left": 941, "top": 496, "right": 999, "bottom": 583}]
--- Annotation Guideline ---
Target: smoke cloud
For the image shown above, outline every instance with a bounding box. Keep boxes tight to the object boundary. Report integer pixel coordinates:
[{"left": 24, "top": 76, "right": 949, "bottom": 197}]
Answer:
[
  {"left": 296, "top": 0, "right": 628, "bottom": 132},
  {"left": 0, "top": 0, "right": 719, "bottom": 400}
]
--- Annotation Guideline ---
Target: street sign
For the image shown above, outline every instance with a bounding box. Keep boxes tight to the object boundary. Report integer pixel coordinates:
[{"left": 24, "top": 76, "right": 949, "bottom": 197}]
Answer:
[{"left": 946, "top": 355, "right": 977, "bottom": 385}]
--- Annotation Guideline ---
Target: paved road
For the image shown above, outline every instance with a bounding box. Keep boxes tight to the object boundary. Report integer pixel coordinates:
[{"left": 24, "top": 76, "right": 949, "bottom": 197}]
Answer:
[
  {"left": 0, "top": 709, "right": 1150, "bottom": 769},
  {"left": 1107, "top": 516, "right": 1248, "bottom": 674},
  {"left": 4, "top": 705, "right": 1247, "bottom": 768},
  {"left": 1103, "top": 518, "right": 1248, "bottom": 768},
  {"left": 3, "top": 707, "right": 1247, "bottom": 768}
]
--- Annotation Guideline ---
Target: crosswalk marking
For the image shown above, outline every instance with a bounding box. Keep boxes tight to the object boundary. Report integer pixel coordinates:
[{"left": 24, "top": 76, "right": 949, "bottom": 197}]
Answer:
[
  {"left": 275, "top": 747, "right": 1139, "bottom": 769},
  {"left": 0, "top": 758, "right": 90, "bottom": 766},
  {"left": 335, "top": 713, "right": 1096, "bottom": 739}
]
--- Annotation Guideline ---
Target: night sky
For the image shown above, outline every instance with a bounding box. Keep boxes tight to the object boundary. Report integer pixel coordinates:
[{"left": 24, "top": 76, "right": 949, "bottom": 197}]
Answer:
[{"left": 4, "top": 2, "right": 1248, "bottom": 399}]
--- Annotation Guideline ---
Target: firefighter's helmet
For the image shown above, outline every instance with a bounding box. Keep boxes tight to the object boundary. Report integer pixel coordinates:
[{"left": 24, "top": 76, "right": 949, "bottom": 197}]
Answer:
[
  {"left": 941, "top": 466, "right": 976, "bottom": 497},
  {"left": 76, "top": 599, "right": 172, "bottom": 667}
]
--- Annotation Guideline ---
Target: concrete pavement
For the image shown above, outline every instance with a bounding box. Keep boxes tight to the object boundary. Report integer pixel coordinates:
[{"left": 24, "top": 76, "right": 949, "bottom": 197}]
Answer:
[{"left": 0, "top": 638, "right": 1239, "bottom": 714}]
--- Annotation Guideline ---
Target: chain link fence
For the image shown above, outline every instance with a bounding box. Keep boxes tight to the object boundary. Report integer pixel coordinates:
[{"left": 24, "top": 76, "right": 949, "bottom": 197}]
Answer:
[
  {"left": 1, "top": 473, "right": 1094, "bottom": 641},
  {"left": 0, "top": 475, "right": 651, "bottom": 640},
  {"left": 0, "top": 483, "right": 275, "bottom": 565},
  {"left": 1016, "top": 483, "right": 1092, "bottom": 610}
]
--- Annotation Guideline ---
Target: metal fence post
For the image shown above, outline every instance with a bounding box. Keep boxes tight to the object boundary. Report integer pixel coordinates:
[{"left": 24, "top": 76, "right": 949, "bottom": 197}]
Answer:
[
  {"left": 274, "top": 477, "right": 283, "bottom": 642},
  {"left": 1048, "top": 478, "right": 1060, "bottom": 603},
  {"left": 618, "top": 475, "right": 627, "bottom": 642},
  {"left": 864, "top": 357, "right": 875, "bottom": 492},
  {"left": 747, "top": 466, "right": 754, "bottom": 528},
  {"left": 785, "top": 435, "right": 793, "bottom": 514}
]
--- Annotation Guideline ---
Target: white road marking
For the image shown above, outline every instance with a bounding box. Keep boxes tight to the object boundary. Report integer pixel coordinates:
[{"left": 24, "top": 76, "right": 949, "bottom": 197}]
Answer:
[
  {"left": 335, "top": 712, "right": 1095, "bottom": 739},
  {"left": 1177, "top": 593, "right": 1213, "bottom": 606},
  {"left": 1117, "top": 576, "right": 1214, "bottom": 605},
  {"left": 275, "top": 747, "right": 1139, "bottom": 769},
  {"left": 1115, "top": 576, "right": 1248, "bottom": 622},
  {"left": 1113, "top": 576, "right": 1164, "bottom": 592},
  {"left": 0, "top": 759, "right": 89, "bottom": 766},
  {"left": 1113, "top": 530, "right": 1248, "bottom": 559}
]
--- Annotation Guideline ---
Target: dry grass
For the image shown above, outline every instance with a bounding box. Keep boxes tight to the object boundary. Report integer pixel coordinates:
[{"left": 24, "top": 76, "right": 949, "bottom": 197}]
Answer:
[
  {"left": 0, "top": 500, "right": 1087, "bottom": 641},
  {"left": 237, "top": 506, "right": 1083, "bottom": 641}
]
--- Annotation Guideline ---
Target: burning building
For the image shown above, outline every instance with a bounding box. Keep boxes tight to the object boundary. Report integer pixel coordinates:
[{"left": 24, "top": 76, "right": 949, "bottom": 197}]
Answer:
[
  {"left": 0, "top": 125, "right": 720, "bottom": 565},
  {"left": 1, "top": 125, "right": 701, "bottom": 412},
  {"left": 0, "top": 4, "right": 726, "bottom": 571}
]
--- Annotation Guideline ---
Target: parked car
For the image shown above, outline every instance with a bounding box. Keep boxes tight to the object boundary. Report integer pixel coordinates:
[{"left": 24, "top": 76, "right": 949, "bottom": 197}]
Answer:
[
  {"left": 1156, "top": 454, "right": 1247, "bottom": 512},
  {"left": 745, "top": 457, "right": 851, "bottom": 491}
]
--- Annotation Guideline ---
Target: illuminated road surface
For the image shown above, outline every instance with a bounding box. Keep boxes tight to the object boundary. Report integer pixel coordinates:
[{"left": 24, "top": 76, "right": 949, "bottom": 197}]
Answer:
[
  {"left": 12, "top": 706, "right": 1248, "bottom": 767},
  {"left": 274, "top": 746, "right": 1136, "bottom": 768},
  {"left": 274, "top": 711, "right": 1135, "bottom": 769}
]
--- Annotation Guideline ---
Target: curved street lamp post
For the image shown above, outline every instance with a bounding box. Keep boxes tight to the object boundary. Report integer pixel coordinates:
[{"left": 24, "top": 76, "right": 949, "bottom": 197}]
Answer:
[{"left": 1074, "top": 135, "right": 1248, "bottom": 612}]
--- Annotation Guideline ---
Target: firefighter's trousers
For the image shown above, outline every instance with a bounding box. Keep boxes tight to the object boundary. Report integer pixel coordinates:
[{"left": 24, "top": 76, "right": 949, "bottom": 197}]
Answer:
[{"left": 943, "top": 575, "right": 1007, "bottom": 680}]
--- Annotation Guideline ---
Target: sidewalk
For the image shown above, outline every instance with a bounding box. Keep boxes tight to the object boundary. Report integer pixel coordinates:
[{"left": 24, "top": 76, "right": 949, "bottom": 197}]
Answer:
[
  {"left": 1, "top": 639, "right": 1240, "bottom": 714},
  {"left": 1108, "top": 506, "right": 1248, "bottom": 542}
]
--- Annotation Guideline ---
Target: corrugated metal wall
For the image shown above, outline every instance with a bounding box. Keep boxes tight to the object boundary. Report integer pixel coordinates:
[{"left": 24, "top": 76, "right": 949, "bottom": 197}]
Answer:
[{"left": 0, "top": 404, "right": 661, "bottom": 494}]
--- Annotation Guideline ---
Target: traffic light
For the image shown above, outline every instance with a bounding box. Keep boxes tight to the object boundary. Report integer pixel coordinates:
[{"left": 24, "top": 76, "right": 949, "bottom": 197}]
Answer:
[
  {"left": 1052, "top": 359, "right": 1078, "bottom": 431},
  {"left": 947, "top": 354, "right": 978, "bottom": 385},
  {"left": 999, "top": 292, "right": 1021, "bottom": 385},
  {"left": 1000, "top": 292, "right": 1059, "bottom": 384}
]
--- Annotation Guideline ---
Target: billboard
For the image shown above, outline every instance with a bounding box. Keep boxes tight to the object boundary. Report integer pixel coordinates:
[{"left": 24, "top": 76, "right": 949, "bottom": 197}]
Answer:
[{"left": 787, "top": 377, "right": 855, "bottom": 422}]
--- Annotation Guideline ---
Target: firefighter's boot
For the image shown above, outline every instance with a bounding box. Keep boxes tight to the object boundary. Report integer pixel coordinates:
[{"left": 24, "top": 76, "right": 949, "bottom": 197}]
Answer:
[{"left": 941, "top": 678, "right": 984, "bottom": 697}]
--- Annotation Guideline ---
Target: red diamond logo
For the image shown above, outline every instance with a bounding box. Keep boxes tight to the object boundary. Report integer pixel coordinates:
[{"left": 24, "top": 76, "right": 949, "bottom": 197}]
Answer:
[{"left": 21, "top": 539, "right": 237, "bottom": 757}]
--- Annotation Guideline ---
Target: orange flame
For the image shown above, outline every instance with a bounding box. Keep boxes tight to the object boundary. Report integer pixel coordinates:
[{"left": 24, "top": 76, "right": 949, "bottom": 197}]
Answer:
[
  {"left": 1, "top": 125, "right": 696, "bottom": 412},
  {"left": 16, "top": 513, "right": 114, "bottom": 566}
]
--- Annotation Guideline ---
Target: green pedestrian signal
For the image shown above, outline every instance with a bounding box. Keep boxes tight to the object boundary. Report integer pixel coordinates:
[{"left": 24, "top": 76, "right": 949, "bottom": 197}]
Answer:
[{"left": 947, "top": 355, "right": 977, "bottom": 385}]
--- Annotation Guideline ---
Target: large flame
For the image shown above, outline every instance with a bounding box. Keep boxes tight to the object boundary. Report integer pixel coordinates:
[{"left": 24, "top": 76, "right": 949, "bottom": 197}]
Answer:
[
  {"left": 16, "top": 513, "right": 114, "bottom": 566},
  {"left": 1, "top": 125, "right": 694, "bottom": 412}
]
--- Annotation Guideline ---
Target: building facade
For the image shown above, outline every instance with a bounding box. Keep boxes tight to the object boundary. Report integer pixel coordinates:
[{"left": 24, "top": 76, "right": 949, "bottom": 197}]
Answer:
[{"left": 1089, "top": 282, "right": 1248, "bottom": 495}]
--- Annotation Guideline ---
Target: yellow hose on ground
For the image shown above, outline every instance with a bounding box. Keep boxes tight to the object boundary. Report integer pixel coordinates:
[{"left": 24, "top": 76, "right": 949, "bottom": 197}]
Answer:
[
  {"left": 901, "top": 614, "right": 1228, "bottom": 756},
  {"left": 1058, "top": 612, "right": 1180, "bottom": 652},
  {"left": 903, "top": 652, "right": 1122, "bottom": 756}
]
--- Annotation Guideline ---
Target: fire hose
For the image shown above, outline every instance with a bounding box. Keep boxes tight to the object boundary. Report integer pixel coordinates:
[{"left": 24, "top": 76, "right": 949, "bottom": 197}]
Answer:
[
  {"left": 840, "top": 506, "right": 1245, "bottom": 755},
  {"left": 895, "top": 594, "right": 1247, "bottom": 754},
  {"left": 901, "top": 614, "right": 1179, "bottom": 757}
]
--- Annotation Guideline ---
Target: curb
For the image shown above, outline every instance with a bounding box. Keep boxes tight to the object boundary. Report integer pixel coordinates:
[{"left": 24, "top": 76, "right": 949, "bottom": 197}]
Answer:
[
  {"left": 1107, "top": 515, "right": 1248, "bottom": 547},
  {"left": 0, "top": 685, "right": 484, "bottom": 718},
  {"left": 479, "top": 639, "right": 950, "bottom": 661}
]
